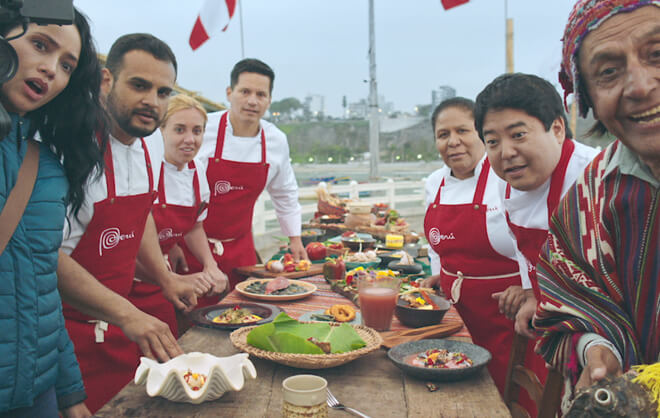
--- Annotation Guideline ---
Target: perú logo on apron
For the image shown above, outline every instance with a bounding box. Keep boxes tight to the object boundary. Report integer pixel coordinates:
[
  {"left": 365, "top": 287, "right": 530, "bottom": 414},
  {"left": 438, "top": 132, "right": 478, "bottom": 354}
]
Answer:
[
  {"left": 99, "top": 227, "right": 136, "bottom": 256},
  {"left": 428, "top": 227, "right": 456, "bottom": 246},
  {"left": 158, "top": 228, "right": 182, "bottom": 241},
  {"left": 214, "top": 180, "right": 245, "bottom": 196}
]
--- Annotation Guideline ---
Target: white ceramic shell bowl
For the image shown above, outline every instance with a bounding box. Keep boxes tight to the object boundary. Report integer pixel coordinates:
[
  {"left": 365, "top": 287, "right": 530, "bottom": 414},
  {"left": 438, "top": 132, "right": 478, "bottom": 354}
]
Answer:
[{"left": 134, "top": 352, "right": 257, "bottom": 404}]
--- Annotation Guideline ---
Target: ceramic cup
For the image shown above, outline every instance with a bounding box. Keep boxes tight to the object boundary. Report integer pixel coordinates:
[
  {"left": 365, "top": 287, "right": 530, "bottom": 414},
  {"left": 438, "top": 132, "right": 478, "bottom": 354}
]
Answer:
[{"left": 282, "top": 374, "right": 328, "bottom": 418}]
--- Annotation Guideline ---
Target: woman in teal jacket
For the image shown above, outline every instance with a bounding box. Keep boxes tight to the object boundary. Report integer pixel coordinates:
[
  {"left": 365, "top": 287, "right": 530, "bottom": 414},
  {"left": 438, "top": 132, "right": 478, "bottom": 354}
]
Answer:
[{"left": 0, "top": 8, "right": 105, "bottom": 418}]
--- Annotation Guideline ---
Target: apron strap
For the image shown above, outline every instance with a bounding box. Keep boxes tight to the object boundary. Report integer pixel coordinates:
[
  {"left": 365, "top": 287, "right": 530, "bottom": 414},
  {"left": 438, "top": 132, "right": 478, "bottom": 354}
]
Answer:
[
  {"left": 433, "top": 158, "right": 489, "bottom": 206},
  {"left": 472, "top": 158, "right": 490, "bottom": 205},
  {"left": 188, "top": 160, "right": 202, "bottom": 206},
  {"left": 100, "top": 134, "right": 116, "bottom": 198},
  {"left": 432, "top": 177, "right": 445, "bottom": 205},
  {"left": 139, "top": 137, "right": 154, "bottom": 193},
  {"left": 546, "top": 138, "right": 575, "bottom": 222},
  {"left": 259, "top": 125, "right": 266, "bottom": 164},
  {"left": 214, "top": 112, "right": 229, "bottom": 159},
  {"left": 213, "top": 111, "right": 267, "bottom": 165},
  {"left": 156, "top": 162, "right": 167, "bottom": 205}
]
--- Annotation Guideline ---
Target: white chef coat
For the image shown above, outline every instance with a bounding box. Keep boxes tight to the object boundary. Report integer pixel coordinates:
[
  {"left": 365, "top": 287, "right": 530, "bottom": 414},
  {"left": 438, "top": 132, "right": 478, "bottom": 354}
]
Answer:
[
  {"left": 424, "top": 155, "right": 517, "bottom": 275},
  {"left": 61, "top": 134, "right": 164, "bottom": 254},
  {"left": 156, "top": 160, "right": 211, "bottom": 223},
  {"left": 502, "top": 140, "right": 600, "bottom": 288},
  {"left": 196, "top": 110, "right": 302, "bottom": 237}
]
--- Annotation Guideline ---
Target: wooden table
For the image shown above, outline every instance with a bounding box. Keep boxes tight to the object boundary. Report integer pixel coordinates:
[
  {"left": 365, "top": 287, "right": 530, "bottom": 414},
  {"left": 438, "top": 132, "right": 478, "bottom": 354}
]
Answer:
[{"left": 97, "top": 278, "right": 511, "bottom": 417}]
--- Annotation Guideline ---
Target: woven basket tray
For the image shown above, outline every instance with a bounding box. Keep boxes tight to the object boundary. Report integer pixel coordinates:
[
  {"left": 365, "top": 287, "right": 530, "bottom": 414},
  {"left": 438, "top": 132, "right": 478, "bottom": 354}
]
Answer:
[{"left": 230, "top": 323, "right": 383, "bottom": 369}]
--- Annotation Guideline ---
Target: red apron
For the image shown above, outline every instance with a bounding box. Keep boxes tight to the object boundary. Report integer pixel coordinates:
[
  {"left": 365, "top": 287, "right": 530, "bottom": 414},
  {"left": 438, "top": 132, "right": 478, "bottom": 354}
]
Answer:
[
  {"left": 128, "top": 161, "right": 203, "bottom": 337},
  {"left": 505, "top": 139, "right": 575, "bottom": 299},
  {"left": 63, "top": 138, "right": 156, "bottom": 413},
  {"left": 182, "top": 112, "right": 269, "bottom": 304},
  {"left": 424, "top": 159, "right": 543, "bottom": 416}
]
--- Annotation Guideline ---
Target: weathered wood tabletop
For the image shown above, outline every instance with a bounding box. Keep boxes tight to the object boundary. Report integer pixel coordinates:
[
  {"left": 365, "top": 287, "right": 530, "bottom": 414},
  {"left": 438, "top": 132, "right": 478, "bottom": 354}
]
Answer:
[
  {"left": 97, "top": 330, "right": 510, "bottom": 418},
  {"left": 97, "top": 276, "right": 511, "bottom": 417}
]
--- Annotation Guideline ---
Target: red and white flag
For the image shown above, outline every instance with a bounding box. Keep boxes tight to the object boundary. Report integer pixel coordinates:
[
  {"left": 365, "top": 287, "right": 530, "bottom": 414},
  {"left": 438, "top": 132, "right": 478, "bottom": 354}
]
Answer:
[
  {"left": 189, "top": 0, "right": 237, "bottom": 50},
  {"left": 441, "top": 0, "right": 469, "bottom": 10}
]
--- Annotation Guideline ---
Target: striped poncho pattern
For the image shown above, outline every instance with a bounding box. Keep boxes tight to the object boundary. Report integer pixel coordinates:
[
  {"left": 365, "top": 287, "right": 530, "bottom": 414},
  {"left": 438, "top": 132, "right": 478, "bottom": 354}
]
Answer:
[{"left": 534, "top": 140, "right": 659, "bottom": 380}]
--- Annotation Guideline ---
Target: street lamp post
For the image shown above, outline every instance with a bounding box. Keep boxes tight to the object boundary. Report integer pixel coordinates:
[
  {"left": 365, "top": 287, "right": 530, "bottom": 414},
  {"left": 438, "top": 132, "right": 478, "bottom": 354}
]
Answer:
[{"left": 368, "top": 0, "right": 380, "bottom": 180}]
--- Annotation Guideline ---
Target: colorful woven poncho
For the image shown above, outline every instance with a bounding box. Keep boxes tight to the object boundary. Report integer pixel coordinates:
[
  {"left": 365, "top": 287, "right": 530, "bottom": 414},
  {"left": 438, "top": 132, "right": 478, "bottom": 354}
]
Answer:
[
  {"left": 559, "top": 0, "right": 660, "bottom": 116},
  {"left": 534, "top": 141, "right": 660, "bottom": 384}
]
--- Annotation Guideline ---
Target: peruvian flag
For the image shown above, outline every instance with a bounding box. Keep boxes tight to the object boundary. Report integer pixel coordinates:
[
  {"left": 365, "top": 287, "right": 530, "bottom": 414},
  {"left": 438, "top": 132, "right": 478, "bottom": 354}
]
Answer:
[
  {"left": 189, "top": 0, "right": 237, "bottom": 50},
  {"left": 441, "top": 0, "right": 469, "bottom": 10}
]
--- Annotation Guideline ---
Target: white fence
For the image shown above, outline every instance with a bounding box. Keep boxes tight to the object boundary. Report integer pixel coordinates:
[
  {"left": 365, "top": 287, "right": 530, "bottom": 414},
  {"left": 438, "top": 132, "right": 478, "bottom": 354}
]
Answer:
[{"left": 251, "top": 179, "right": 428, "bottom": 236}]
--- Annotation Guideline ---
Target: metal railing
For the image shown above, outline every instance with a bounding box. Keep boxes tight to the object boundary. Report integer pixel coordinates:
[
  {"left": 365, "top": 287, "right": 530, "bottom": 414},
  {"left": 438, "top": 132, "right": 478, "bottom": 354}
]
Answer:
[{"left": 251, "top": 179, "right": 428, "bottom": 235}]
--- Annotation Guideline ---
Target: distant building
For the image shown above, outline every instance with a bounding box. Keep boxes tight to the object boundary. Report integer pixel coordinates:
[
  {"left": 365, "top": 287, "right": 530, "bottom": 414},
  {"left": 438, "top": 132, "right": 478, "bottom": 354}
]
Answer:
[
  {"left": 304, "top": 94, "right": 325, "bottom": 119},
  {"left": 431, "top": 85, "right": 456, "bottom": 109},
  {"left": 348, "top": 99, "right": 368, "bottom": 119},
  {"left": 348, "top": 95, "right": 395, "bottom": 120}
]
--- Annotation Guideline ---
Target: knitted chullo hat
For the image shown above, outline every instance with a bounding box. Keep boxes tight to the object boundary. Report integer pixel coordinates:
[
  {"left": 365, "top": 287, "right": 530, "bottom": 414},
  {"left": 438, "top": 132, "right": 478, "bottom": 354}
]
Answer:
[{"left": 559, "top": 0, "right": 660, "bottom": 117}]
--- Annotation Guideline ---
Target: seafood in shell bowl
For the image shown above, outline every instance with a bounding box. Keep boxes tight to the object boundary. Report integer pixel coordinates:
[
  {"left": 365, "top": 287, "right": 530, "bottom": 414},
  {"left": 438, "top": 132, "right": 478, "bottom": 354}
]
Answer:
[{"left": 134, "top": 352, "right": 257, "bottom": 404}]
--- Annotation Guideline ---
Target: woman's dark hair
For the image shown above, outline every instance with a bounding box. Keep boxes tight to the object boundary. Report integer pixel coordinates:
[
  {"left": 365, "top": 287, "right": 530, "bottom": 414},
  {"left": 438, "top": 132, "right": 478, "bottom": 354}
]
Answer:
[
  {"left": 0, "top": 9, "right": 107, "bottom": 218},
  {"left": 474, "top": 73, "right": 573, "bottom": 140},
  {"left": 430, "top": 97, "right": 475, "bottom": 132}
]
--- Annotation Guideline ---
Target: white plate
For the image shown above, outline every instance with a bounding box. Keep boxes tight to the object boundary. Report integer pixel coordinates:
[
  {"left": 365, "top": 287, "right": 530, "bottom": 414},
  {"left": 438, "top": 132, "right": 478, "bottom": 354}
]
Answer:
[{"left": 236, "top": 278, "right": 317, "bottom": 301}]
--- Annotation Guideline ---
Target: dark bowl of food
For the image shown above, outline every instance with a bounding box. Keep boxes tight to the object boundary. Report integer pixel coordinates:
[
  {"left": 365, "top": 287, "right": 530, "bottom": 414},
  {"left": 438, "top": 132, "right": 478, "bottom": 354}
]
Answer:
[
  {"left": 378, "top": 250, "right": 404, "bottom": 266},
  {"left": 319, "top": 214, "right": 343, "bottom": 224},
  {"left": 301, "top": 228, "right": 324, "bottom": 246},
  {"left": 387, "top": 260, "right": 423, "bottom": 275},
  {"left": 341, "top": 237, "right": 376, "bottom": 252},
  {"left": 388, "top": 339, "right": 491, "bottom": 381},
  {"left": 395, "top": 292, "right": 450, "bottom": 328},
  {"left": 190, "top": 303, "right": 283, "bottom": 330}
]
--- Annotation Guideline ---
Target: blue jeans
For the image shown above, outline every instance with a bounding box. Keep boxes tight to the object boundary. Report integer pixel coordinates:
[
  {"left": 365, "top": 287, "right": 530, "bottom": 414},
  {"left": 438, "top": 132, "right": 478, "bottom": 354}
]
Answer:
[{"left": 1, "top": 387, "right": 58, "bottom": 418}]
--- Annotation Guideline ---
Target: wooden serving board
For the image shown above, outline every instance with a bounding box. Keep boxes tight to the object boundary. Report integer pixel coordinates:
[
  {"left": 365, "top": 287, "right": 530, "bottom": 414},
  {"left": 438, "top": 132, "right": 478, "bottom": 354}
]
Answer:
[
  {"left": 234, "top": 263, "right": 324, "bottom": 279},
  {"left": 380, "top": 322, "right": 464, "bottom": 349}
]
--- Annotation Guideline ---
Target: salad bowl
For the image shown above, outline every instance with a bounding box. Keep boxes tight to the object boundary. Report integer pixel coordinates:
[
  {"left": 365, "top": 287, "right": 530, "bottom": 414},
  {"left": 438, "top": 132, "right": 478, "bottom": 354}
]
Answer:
[{"left": 134, "top": 352, "right": 257, "bottom": 404}]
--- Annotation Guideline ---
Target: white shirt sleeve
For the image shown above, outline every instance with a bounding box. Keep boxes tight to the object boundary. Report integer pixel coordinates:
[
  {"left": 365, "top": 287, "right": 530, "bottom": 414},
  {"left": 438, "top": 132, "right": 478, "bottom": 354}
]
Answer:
[{"left": 260, "top": 121, "right": 301, "bottom": 237}]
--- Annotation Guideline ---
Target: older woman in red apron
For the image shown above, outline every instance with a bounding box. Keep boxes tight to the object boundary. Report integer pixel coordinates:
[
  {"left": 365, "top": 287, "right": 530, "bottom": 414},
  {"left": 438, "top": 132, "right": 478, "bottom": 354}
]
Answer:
[
  {"left": 423, "top": 97, "right": 540, "bottom": 416},
  {"left": 130, "top": 95, "right": 228, "bottom": 336}
]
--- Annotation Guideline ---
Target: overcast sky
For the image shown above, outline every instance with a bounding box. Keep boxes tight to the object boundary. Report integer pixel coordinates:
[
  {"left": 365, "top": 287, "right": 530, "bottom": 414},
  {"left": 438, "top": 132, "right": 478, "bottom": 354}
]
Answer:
[{"left": 73, "top": 0, "right": 576, "bottom": 117}]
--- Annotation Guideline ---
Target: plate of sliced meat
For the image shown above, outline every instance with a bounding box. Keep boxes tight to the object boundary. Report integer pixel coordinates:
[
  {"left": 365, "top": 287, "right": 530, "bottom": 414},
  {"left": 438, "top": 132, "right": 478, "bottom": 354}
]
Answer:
[{"left": 235, "top": 277, "right": 318, "bottom": 301}]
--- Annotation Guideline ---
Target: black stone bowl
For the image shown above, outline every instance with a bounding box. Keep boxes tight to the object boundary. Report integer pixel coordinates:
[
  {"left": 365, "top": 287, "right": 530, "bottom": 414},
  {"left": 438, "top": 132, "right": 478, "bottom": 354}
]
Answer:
[
  {"left": 394, "top": 292, "right": 450, "bottom": 328},
  {"left": 301, "top": 228, "right": 324, "bottom": 246},
  {"left": 341, "top": 237, "right": 376, "bottom": 252},
  {"left": 387, "top": 260, "right": 423, "bottom": 275},
  {"left": 388, "top": 339, "right": 492, "bottom": 381}
]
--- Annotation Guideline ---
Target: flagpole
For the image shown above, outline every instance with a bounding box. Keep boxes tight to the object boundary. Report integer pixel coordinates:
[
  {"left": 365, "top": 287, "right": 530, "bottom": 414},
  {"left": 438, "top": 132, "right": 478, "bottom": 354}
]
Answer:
[
  {"left": 238, "top": 0, "right": 245, "bottom": 58},
  {"left": 505, "top": 0, "right": 514, "bottom": 73},
  {"left": 368, "top": 0, "right": 380, "bottom": 180}
]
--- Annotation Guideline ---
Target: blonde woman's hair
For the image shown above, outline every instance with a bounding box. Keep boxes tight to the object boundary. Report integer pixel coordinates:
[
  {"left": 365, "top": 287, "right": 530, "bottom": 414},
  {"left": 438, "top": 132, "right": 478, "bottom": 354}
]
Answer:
[{"left": 161, "top": 94, "right": 208, "bottom": 128}]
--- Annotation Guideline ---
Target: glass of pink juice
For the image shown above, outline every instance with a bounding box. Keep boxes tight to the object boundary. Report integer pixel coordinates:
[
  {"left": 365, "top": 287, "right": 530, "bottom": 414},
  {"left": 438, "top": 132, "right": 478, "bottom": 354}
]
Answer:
[{"left": 358, "top": 276, "right": 400, "bottom": 331}]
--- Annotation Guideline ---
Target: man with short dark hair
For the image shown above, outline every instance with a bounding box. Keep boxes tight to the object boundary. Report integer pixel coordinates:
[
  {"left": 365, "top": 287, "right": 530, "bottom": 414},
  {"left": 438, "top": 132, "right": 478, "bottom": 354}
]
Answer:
[
  {"left": 174, "top": 58, "right": 305, "bottom": 300},
  {"left": 57, "top": 33, "right": 198, "bottom": 413},
  {"left": 474, "top": 73, "right": 599, "bottom": 337}
]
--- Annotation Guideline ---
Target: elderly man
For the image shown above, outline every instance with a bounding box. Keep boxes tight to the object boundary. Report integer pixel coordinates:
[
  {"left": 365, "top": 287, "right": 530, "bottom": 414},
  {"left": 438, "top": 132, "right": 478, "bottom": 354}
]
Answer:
[{"left": 533, "top": 0, "right": 660, "bottom": 400}]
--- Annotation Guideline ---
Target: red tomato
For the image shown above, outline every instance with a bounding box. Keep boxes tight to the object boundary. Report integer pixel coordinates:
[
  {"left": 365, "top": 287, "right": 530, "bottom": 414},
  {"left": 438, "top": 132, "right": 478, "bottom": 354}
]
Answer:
[{"left": 305, "top": 242, "right": 327, "bottom": 260}]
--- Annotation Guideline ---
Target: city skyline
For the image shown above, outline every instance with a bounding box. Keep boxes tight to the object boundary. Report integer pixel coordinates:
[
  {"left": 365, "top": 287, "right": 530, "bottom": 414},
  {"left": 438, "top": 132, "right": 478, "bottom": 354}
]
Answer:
[{"left": 74, "top": 0, "right": 576, "bottom": 117}]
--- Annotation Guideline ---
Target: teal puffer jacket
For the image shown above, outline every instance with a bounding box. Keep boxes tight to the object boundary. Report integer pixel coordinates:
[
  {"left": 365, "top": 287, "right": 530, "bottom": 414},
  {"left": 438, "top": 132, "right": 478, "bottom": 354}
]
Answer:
[{"left": 0, "top": 115, "right": 85, "bottom": 411}]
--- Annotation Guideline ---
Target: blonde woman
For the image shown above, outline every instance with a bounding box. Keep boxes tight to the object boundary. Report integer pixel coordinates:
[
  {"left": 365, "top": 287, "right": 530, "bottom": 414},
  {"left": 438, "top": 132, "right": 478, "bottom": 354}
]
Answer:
[{"left": 131, "top": 95, "right": 228, "bottom": 336}]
